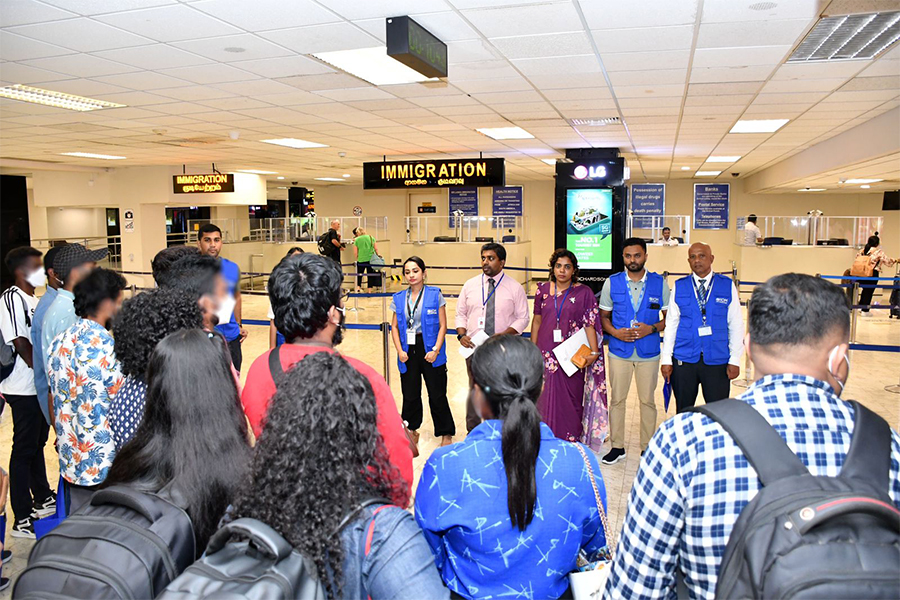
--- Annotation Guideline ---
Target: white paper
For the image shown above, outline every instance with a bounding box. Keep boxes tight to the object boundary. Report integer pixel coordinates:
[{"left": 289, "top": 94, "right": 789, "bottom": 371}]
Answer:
[
  {"left": 458, "top": 329, "right": 490, "bottom": 359},
  {"left": 552, "top": 327, "right": 590, "bottom": 377}
]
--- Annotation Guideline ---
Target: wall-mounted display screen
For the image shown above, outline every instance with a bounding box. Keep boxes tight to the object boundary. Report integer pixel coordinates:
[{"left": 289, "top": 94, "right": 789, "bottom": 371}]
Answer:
[{"left": 566, "top": 188, "right": 613, "bottom": 270}]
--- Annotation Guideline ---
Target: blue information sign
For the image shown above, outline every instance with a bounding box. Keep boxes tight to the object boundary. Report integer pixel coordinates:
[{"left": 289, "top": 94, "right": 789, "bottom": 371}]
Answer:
[
  {"left": 630, "top": 183, "right": 665, "bottom": 229},
  {"left": 449, "top": 187, "right": 478, "bottom": 227},
  {"left": 492, "top": 186, "right": 522, "bottom": 228},
  {"left": 693, "top": 183, "right": 730, "bottom": 230}
]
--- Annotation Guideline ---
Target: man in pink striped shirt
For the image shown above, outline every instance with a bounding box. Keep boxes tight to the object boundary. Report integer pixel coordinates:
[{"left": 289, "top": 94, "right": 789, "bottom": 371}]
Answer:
[{"left": 456, "top": 242, "right": 530, "bottom": 432}]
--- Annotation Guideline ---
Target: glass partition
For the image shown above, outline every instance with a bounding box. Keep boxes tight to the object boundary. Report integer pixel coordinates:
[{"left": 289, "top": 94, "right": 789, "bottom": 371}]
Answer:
[
  {"left": 314, "top": 216, "right": 389, "bottom": 241},
  {"left": 185, "top": 218, "right": 251, "bottom": 243},
  {"left": 627, "top": 215, "right": 691, "bottom": 246},
  {"left": 735, "top": 215, "right": 883, "bottom": 246},
  {"left": 405, "top": 216, "right": 528, "bottom": 243}
]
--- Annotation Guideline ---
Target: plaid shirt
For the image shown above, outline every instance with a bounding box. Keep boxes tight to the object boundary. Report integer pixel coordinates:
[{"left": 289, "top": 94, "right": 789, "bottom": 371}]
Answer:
[{"left": 605, "top": 373, "right": 900, "bottom": 599}]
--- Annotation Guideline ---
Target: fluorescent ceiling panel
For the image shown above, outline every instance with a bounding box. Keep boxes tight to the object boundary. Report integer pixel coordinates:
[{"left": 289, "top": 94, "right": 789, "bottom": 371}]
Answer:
[
  {"left": 706, "top": 155, "right": 741, "bottom": 162},
  {"left": 695, "top": 170, "right": 721, "bottom": 176},
  {"left": 730, "top": 119, "right": 789, "bottom": 133},
  {"left": 788, "top": 11, "right": 900, "bottom": 62},
  {"left": 60, "top": 152, "right": 126, "bottom": 160},
  {"left": 260, "top": 138, "right": 328, "bottom": 149},
  {"left": 311, "top": 47, "right": 439, "bottom": 85},
  {"left": 843, "top": 178, "right": 883, "bottom": 183},
  {"left": 0, "top": 84, "right": 126, "bottom": 111},
  {"left": 476, "top": 126, "right": 534, "bottom": 140},
  {"left": 798, "top": 187, "right": 826, "bottom": 191}
]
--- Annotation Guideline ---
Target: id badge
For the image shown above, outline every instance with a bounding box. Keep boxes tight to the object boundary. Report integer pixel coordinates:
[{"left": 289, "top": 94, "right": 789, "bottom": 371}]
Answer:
[
  {"left": 630, "top": 319, "right": 638, "bottom": 328},
  {"left": 477, "top": 316, "right": 485, "bottom": 329},
  {"left": 698, "top": 326, "right": 713, "bottom": 337},
  {"left": 553, "top": 329, "right": 563, "bottom": 343},
  {"left": 407, "top": 330, "right": 417, "bottom": 345}
]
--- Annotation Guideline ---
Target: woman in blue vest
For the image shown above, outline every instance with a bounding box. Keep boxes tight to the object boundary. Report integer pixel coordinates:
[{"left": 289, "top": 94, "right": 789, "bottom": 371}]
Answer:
[{"left": 390, "top": 256, "right": 454, "bottom": 448}]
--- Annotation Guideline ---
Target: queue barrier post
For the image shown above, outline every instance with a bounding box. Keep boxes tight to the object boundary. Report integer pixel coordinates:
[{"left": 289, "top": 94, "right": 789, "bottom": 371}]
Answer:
[
  {"left": 850, "top": 282, "right": 860, "bottom": 344},
  {"left": 381, "top": 274, "right": 390, "bottom": 384}
]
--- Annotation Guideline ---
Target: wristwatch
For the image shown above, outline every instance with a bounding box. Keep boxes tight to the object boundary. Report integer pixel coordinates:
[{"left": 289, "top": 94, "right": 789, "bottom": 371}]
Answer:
[
  {"left": 651, "top": 324, "right": 658, "bottom": 334},
  {"left": 457, "top": 333, "right": 465, "bottom": 341}
]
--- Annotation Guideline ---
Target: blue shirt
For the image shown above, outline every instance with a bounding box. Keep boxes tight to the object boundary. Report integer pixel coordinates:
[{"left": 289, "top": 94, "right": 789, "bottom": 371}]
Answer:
[
  {"left": 31, "top": 286, "right": 57, "bottom": 422},
  {"left": 41, "top": 288, "right": 76, "bottom": 374},
  {"left": 415, "top": 420, "right": 608, "bottom": 600},
  {"left": 216, "top": 257, "right": 240, "bottom": 341},
  {"left": 605, "top": 373, "right": 900, "bottom": 600}
]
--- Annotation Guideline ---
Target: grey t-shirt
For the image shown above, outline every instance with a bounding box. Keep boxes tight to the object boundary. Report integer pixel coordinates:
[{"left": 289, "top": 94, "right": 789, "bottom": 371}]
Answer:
[{"left": 598, "top": 273, "right": 670, "bottom": 362}]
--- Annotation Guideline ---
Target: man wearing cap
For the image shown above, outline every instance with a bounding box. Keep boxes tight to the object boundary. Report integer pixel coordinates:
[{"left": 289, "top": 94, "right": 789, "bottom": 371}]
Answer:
[
  {"left": 31, "top": 244, "right": 66, "bottom": 425},
  {"left": 41, "top": 243, "right": 107, "bottom": 378}
]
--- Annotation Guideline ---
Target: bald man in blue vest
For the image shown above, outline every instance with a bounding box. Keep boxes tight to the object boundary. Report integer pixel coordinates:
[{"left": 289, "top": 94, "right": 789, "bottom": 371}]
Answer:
[{"left": 661, "top": 242, "right": 744, "bottom": 412}]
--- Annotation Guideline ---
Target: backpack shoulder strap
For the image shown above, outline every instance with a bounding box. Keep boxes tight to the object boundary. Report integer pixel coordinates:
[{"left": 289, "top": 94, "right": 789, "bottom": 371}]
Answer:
[
  {"left": 688, "top": 399, "right": 809, "bottom": 486},
  {"left": 364, "top": 505, "right": 392, "bottom": 557},
  {"left": 268, "top": 345, "right": 283, "bottom": 385},
  {"left": 840, "top": 400, "right": 892, "bottom": 490}
]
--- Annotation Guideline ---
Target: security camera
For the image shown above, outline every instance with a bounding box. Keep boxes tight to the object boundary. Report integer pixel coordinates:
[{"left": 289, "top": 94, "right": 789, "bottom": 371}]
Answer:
[
  {"left": 291, "top": 181, "right": 298, "bottom": 185},
  {"left": 731, "top": 172, "right": 740, "bottom": 177}
]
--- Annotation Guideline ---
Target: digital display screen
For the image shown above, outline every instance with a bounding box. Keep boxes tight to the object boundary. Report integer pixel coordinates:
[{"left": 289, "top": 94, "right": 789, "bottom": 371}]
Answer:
[{"left": 566, "top": 188, "right": 613, "bottom": 270}]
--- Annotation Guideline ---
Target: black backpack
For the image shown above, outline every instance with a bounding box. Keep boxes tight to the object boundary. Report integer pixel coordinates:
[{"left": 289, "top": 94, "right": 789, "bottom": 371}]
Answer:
[
  {"left": 157, "top": 498, "right": 388, "bottom": 600},
  {"left": 690, "top": 399, "right": 900, "bottom": 599},
  {"left": 13, "top": 485, "right": 195, "bottom": 600},
  {"left": 317, "top": 231, "right": 330, "bottom": 255}
]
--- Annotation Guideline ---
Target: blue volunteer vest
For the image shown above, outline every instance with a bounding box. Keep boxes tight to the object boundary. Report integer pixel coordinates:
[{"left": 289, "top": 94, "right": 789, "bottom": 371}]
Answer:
[
  {"left": 215, "top": 257, "right": 240, "bottom": 342},
  {"left": 672, "top": 273, "right": 732, "bottom": 365},
  {"left": 393, "top": 286, "right": 447, "bottom": 374},
  {"left": 607, "top": 271, "right": 664, "bottom": 359}
]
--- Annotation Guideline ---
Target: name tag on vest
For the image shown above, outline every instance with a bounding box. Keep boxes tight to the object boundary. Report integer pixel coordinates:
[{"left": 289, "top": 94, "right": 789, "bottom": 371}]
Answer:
[
  {"left": 715, "top": 297, "right": 728, "bottom": 304},
  {"left": 407, "top": 330, "right": 417, "bottom": 345},
  {"left": 426, "top": 309, "right": 437, "bottom": 315},
  {"left": 698, "top": 326, "right": 713, "bottom": 337}
]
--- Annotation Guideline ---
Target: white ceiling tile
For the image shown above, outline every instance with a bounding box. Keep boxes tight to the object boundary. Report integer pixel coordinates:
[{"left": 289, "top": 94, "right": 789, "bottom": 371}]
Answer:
[
  {"left": 276, "top": 72, "right": 371, "bottom": 91},
  {"left": 590, "top": 25, "right": 694, "bottom": 53},
  {"left": 321, "top": 0, "right": 450, "bottom": 20},
  {"left": 617, "top": 95, "right": 683, "bottom": 108},
  {"left": 603, "top": 50, "right": 690, "bottom": 72},
  {"left": 260, "top": 23, "right": 379, "bottom": 54},
  {"left": 21, "top": 54, "right": 141, "bottom": 78},
  {"left": 839, "top": 75, "right": 900, "bottom": 91},
  {"left": 472, "top": 90, "right": 544, "bottom": 104},
  {"left": 446, "top": 40, "right": 501, "bottom": 64},
  {"left": 91, "top": 91, "right": 176, "bottom": 106},
  {"left": 685, "top": 93, "right": 754, "bottom": 106},
  {"left": 608, "top": 69, "right": 686, "bottom": 86},
  {"left": 688, "top": 81, "right": 764, "bottom": 95},
  {"left": 614, "top": 84, "right": 685, "bottom": 98},
  {"left": 159, "top": 63, "right": 258, "bottom": 84},
  {"left": 582, "top": 0, "right": 698, "bottom": 29},
  {"left": 348, "top": 19, "right": 387, "bottom": 43},
  {"left": 0, "top": 62, "right": 71, "bottom": 85},
  {"left": 95, "top": 5, "right": 242, "bottom": 43},
  {"left": 0, "top": 0, "right": 77, "bottom": 27},
  {"left": 39, "top": 0, "right": 176, "bottom": 15},
  {"left": 0, "top": 31, "right": 76, "bottom": 61},
  {"left": 513, "top": 55, "right": 599, "bottom": 77},
  {"left": 227, "top": 56, "right": 334, "bottom": 78},
  {"left": 697, "top": 19, "right": 809, "bottom": 48},
  {"left": 190, "top": 0, "right": 340, "bottom": 31},
  {"left": 529, "top": 72, "right": 610, "bottom": 88},
  {"left": 542, "top": 87, "right": 612, "bottom": 100},
  {"left": 449, "top": 59, "right": 521, "bottom": 81},
  {"left": 773, "top": 61, "right": 868, "bottom": 81},
  {"left": 461, "top": 3, "right": 583, "bottom": 38},
  {"left": 172, "top": 34, "right": 293, "bottom": 63},
  {"left": 692, "top": 45, "right": 791, "bottom": 68},
  {"left": 761, "top": 78, "right": 848, "bottom": 93},
  {"left": 405, "top": 12, "right": 479, "bottom": 42},
  {"left": 701, "top": 0, "right": 818, "bottom": 23},
  {"left": 314, "top": 87, "right": 395, "bottom": 101},
  {"left": 247, "top": 90, "right": 333, "bottom": 106},
  {"left": 857, "top": 58, "right": 900, "bottom": 78},
  {"left": 826, "top": 89, "right": 900, "bottom": 102},
  {"left": 93, "top": 71, "right": 190, "bottom": 91},
  {"left": 453, "top": 77, "right": 534, "bottom": 94},
  {"left": 214, "top": 79, "right": 302, "bottom": 96},
  {"left": 689, "top": 65, "right": 775, "bottom": 83},
  {"left": 43, "top": 78, "right": 131, "bottom": 96},
  {"left": 92, "top": 44, "right": 214, "bottom": 70},
  {"left": 490, "top": 32, "right": 593, "bottom": 60},
  {"left": 7, "top": 18, "right": 154, "bottom": 52}
]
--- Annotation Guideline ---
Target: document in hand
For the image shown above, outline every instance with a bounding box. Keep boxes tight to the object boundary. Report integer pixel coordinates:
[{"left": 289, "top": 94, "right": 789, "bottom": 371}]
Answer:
[
  {"left": 552, "top": 327, "right": 589, "bottom": 377},
  {"left": 458, "top": 329, "right": 490, "bottom": 359}
]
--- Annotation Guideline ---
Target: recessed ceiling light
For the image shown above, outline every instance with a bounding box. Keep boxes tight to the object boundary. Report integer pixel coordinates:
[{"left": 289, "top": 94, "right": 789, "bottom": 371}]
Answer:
[
  {"left": 0, "top": 84, "right": 125, "bottom": 112},
  {"left": 695, "top": 171, "right": 722, "bottom": 176},
  {"left": 844, "top": 178, "right": 883, "bottom": 184},
  {"left": 568, "top": 117, "right": 620, "bottom": 127},
  {"left": 276, "top": 176, "right": 285, "bottom": 180},
  {"left": 788, "top": 11, "right": 900, "bottom": 63},
  {"left": 276, "top": 186, "right": 288, "bottom": 189},
  {"left": 261, "top": 138, "right": 328, "bottom": 149},
  {"left": 342, "top": 173, "right": 351, "bottom": 178},
  {"left": 224, "top": 47, "right": 246, "bottom": 53},
  {"left": 730, "top": 119, "right": 789, "bottom": 133},
  {"left": 798, "top": 187, "right": 826, "bottom": 192},
  {"left": 60, "top": 152, "right": 126, "bottom": 160},
  {"left": 681, "top": 166, "right": 691, "bottom": 171},
  {"left": 860, "top": 184, "right": 871, "bottom": 189},
  {"left": 542, "top": 159, "right": 557, "bottom": 165},
  {"left": 476, "top": 126, "right": 534, "bottom": 140},
  {"left": 311, "top": 47, "right": 439, "bottom": 86},
  {"left": 314, "top": 177, "right": 345, "bottom": 182},
  {"left": 237, "top": 169, "right": 277, "bottom": 175},
  {"left": 706, "top": 156, "right": 742, "bottom": 163}
]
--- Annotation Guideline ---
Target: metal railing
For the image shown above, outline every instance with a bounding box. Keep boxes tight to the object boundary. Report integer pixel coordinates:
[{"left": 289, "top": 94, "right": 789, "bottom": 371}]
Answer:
[
  {"left": 404, "top": 215, "right": 528, "bottom": 243},
  {"left": 30, "top": 235, "right": 122, "bottom": 270}
]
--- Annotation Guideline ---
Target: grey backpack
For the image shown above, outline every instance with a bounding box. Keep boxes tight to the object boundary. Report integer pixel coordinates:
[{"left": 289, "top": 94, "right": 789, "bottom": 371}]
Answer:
[
  {"left": 690, "top": 399, "right": 900, "bottom": 599},
  {"left": 13, "top": 485, "right": 195, "bottom": 600}
]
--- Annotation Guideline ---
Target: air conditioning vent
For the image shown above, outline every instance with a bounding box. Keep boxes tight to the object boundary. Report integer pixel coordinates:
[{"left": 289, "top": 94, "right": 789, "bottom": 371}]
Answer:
[
  {"left": 788, "top": 11, "right": 900, "bottom": 62},
  {"left": 568, "top": 117, "right": 620, "bottom": 127}
]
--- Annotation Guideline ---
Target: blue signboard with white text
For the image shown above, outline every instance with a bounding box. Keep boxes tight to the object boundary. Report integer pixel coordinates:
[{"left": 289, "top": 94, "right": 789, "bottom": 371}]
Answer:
[
  {"left": 492, "top": 186, "right": 522, "bottom": 228},
  {"left": 693, "top": 183, "right": 730, "bottom": 230},
  {"left": 630, "top": 183, "right": 665, "bottom": 229},
  {"left": 449, "top": 187, "right": 478, "bottom": 227}
]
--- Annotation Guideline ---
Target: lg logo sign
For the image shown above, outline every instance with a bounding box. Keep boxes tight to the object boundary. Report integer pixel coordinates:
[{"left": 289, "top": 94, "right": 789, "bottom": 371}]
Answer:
[{"left": 572, "top": 165, "right": 607, "bottom": 180}]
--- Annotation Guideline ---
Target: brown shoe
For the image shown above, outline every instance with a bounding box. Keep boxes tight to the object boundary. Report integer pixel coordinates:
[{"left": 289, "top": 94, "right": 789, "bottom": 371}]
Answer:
[
  {"left": 409, "top": 429, "right": 420, "bottom": 445},
  {"left": 440, "top": 435, "right": 453, "bottom": 447}
]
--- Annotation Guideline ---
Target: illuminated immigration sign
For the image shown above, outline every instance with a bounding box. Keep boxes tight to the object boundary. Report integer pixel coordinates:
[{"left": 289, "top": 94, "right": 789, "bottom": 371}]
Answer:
[
  {"left": 363, "top": 158, "right": 505, "bottom": 189},
  {"left": 173, "top": 173, "right": 235, "bottom": 194}
]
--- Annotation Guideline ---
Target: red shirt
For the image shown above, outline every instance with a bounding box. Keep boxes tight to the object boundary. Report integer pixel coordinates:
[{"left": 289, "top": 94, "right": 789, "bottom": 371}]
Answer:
[{"left": 241, "top": 344, "right": 413, "bottom": 501}]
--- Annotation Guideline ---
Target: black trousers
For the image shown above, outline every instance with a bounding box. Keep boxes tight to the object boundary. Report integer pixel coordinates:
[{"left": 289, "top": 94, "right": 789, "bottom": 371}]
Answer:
[
  {"left": 671, "top": 355, "right": 731, "bottom": 413},
  {"left": 859, "top": 268, "right": 880, "bottom": 311},
  {"left": 6, "top": 394, "right": 52, "bottom": 522},
  {"left": 400, "top": 334, "right": 455, "bottom": 437},
  {"left": 356, "top": 262, "right": 382, "bottom": 290},
  {"left": 227, "top": 337, "right": 243, "bottom": 373}
]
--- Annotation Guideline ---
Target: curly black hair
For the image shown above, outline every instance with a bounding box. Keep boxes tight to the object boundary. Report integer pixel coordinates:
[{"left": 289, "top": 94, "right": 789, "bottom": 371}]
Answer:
[
  {"left": 269, "top": 253, "right": 343, "bottom": 342},
  {"left": 113, "top": 288, "right": 205, "bottom": 379},
  {"left": 228, "top": 351, "right": 407, "bottom": 598},
  {"left": 73, "top": 267, "right": 126, "bottom": 318},
  {"left": 151, "top": 245, "right": 200, "bottom": 286},
  {"left": 548, "top": 248, "right": 579, "bottom": 283}
]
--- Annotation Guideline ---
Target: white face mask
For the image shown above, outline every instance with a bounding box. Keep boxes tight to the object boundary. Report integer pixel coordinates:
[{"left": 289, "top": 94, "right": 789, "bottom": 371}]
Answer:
[
  {"left": 215, "top": 294, "right": 236, "bottom": 325},
  {"left": 26, "top": 269, "right": 47, "bottom": 288},
  {"left": 827, "top": 345, "right": 850, "bottom": 396}
]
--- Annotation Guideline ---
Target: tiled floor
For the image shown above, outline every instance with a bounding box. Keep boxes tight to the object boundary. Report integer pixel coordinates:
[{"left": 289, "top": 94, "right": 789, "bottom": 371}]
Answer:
[{"left": 2, "top": 283, "right": 898, "bottom": 595}]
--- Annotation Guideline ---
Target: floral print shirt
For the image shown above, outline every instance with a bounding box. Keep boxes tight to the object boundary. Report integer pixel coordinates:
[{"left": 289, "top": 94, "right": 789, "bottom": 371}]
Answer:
[{"left": 48, "top": 318, "right": 123, "bottom": 486}]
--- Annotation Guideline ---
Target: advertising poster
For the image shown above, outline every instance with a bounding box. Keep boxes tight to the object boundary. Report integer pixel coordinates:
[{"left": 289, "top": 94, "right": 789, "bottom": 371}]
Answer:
[
  {"left": 630, "top": 183, "right": 665, "bottom": 229},
  {"left": 694, "top": 183, "right": 730, "bottom": 230},
  {"left": 449, "top": 187, "right": 478, "bottom": 227},
  {"left": 566, "top": 188, "right": 613, "bottom": 269}
]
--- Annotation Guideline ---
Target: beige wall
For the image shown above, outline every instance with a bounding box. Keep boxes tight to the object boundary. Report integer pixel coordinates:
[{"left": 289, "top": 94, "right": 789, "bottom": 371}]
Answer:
[{"left": 45, "top": 207, "right": 107, "bottom": 239}]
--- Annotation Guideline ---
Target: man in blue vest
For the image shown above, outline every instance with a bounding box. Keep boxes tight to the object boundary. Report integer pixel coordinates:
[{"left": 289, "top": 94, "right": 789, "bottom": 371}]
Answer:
[
  {"left": 198, "top": 223, "right": 247, "bottom": 372},
  {"left": 599, "top": 237, "right": 669, "bottom": 465},
  {"left": 661, "top": 242, "right": 744, "bottom": 412}
]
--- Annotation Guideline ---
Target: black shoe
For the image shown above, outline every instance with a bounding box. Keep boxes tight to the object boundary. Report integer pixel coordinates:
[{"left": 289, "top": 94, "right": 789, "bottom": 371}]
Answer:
[
  {"left": 0, "top": 577, "right": 9, "bottom": 592},
  {"left": 34, "top": 493, "right": 56, "bottom": 518},
  {"left": 601, "top": 448, "right": 626, "bottom": 465},
  {"left": 641, "top": 450, "right": 645, "bottom": 457},
  {"left": 1, "top": 549, "right": 11, "bottom": 564},
  {"left": 11, "top": 517, "right": 36, "bottom": 539}
]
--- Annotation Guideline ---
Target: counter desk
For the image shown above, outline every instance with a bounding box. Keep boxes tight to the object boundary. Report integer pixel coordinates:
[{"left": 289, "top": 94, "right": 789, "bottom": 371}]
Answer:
[
  {"left": 398, "top": 241, "right": 533, "bottom": 289},
  {"left": 734, "top": 244, "right": 858, "bottom": 284}
]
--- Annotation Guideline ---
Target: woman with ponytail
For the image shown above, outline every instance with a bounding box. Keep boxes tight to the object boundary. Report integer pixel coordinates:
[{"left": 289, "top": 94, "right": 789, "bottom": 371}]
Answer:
[{"left": 415, "top": 335, "right": 608, "bottom": 600}]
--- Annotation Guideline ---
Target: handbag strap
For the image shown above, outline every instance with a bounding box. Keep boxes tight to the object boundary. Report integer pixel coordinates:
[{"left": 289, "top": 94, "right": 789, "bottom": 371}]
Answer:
[{"left": 572, "top": 443, "right": 614, "bottom": 552}]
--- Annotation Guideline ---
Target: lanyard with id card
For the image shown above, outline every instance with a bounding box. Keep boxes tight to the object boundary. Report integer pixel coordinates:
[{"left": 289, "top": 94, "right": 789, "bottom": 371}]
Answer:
[
  {"left": 693, "top": 277, "right": 713, "bottom": 337},
  {"left": 406, "top": 289, "right": 423, "bottom": 345},
  {"left": 553, "top": 284, "right": 574, "bottom": 343}
]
